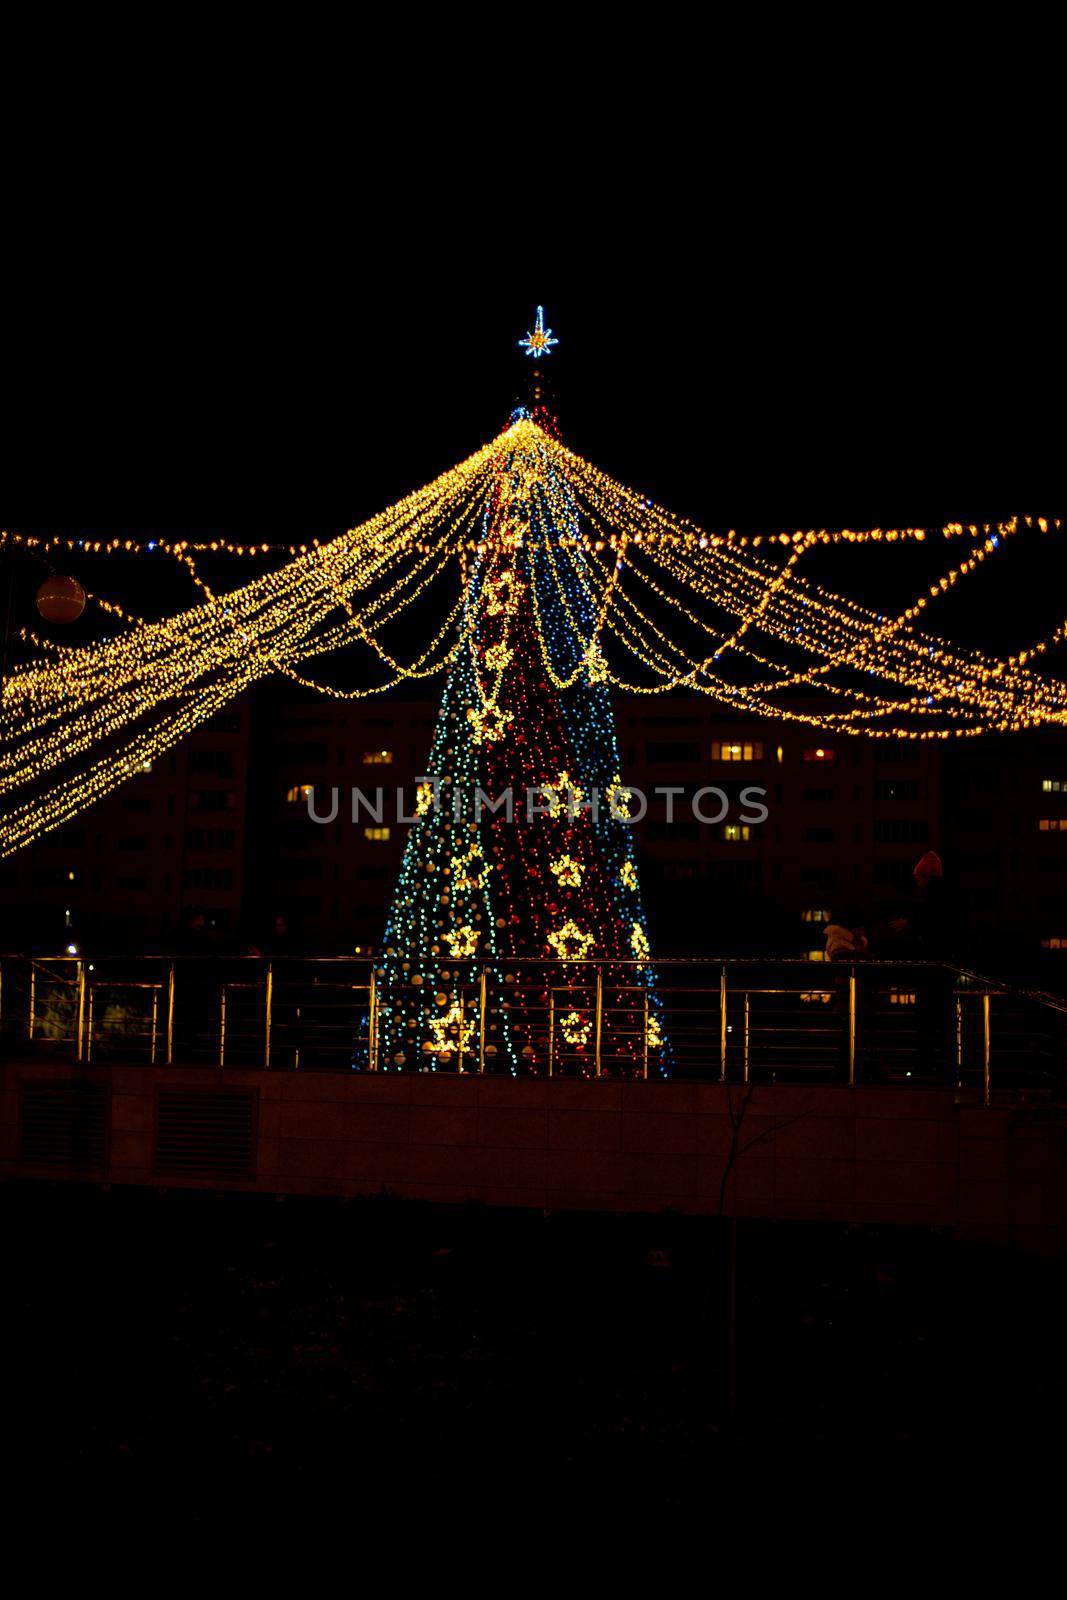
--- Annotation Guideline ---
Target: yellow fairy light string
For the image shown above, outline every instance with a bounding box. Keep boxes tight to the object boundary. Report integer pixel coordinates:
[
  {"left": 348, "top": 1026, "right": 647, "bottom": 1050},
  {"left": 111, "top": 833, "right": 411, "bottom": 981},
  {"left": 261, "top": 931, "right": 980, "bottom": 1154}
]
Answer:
[{"left": 1, "top": 412, "right": 1062, "bottom": 857}]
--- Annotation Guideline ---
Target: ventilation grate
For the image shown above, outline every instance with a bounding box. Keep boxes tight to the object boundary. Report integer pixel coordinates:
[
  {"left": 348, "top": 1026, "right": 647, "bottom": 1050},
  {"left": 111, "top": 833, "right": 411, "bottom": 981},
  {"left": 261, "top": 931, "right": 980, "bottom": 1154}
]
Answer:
[
  {"left": 19, "top": 1081, "right": 110, "bottom": 1170},
  {"left": 154, "top": 1089, "right": 257, "bottom": 1179}
]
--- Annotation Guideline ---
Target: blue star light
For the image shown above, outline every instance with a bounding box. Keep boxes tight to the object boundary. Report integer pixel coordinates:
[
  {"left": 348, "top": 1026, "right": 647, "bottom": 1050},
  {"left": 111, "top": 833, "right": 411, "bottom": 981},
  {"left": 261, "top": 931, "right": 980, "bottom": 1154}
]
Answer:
[{"left": 518, "top": 305, "right": 559, "bottom": 359}]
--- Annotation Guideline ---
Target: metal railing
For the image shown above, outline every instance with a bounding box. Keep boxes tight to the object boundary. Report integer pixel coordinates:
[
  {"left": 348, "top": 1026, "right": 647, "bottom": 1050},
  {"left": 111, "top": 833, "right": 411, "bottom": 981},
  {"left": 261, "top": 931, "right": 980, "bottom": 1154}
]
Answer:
[{"left": 1, "top": 953, "right": 1064, "bottom": 1101}]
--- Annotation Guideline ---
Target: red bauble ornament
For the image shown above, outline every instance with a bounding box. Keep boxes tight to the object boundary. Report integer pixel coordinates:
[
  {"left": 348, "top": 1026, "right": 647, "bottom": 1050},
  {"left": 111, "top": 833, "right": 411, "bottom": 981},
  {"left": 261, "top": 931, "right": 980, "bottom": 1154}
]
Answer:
[{"left": 36, "top": 576, "right": 86, "bottom": 624}]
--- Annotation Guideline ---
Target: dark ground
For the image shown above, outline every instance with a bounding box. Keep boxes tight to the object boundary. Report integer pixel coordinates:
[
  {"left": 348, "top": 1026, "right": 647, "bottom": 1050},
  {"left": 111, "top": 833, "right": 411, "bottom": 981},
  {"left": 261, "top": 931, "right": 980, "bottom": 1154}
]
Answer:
[{"left": 3, "top": 1183, "right": 1063, "bottom": 1517}]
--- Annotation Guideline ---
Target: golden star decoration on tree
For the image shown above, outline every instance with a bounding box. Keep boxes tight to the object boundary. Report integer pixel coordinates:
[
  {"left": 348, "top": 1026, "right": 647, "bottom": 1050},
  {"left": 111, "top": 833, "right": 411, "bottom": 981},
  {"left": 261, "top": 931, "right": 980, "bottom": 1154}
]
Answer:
[
  {"left": 561, "top": 1010, "right": 592, "bottom": 1046},
  {"left": 451, "top": 843, "right": 491, "bottom": 892},
  {"left": 542, "top": 770, "right": 585, "bottom": 818},
  {"left": 607, "top": 776, "right": 635, "bottom": 820},
  {"left": 428, "top": 1001, "right": 475, "bottom": 1058},
  {"left": 467, "top": 702, "right": 514, "bottom": 744},
  {"left": 550, "top": 853, "right": 583, "bottom": 888},
  {"left": 620, "top": 860, "right": 637, "bottom": 890},
  {"left": 484, "top": 640, "right": 513, "bottom": 673},
  {"left": 630, "top": 923, "right": 650, "bottom": 963},
  {"left": 444, "top": 924, "right": 479, "bottom": 958},
  {"left": 548, "top": 919, "right": 596, "bottom": 961}
]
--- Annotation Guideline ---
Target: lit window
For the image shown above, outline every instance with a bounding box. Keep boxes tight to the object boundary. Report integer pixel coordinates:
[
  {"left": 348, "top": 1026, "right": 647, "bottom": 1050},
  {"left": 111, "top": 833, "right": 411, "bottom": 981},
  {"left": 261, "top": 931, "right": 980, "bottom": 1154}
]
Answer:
[
  {"left": 363, "top": 750, "right": 393, "bottom": 765},
  {"left": 803, "top": 747, "right": 835, "bottom": 763},
  {"left": 723, "top": 824, "right": 750, "bottom": 842},
  {"left": 1040, "top": 936, "right": 1067, "bottom": 950},
  {"left": 801, "top": 908, "right": 831, "bottom": 924},
  {"left": 807, "top": 949, "right": 826, "bottom": 962},
  {"left": 1042, "top": 779, "right": 1066, "bottom": 793},
  {"left": 1039, "top": 818, "right": 1067, "bottom": 832},
  {"left": 364, "top": 826, "right": 391, "bottom": 842},
  {"left": 712, "top": 741, "right": 763, "bottom": 762},
  {"left": 889, "top": 990, "right": 917, "bottom": 1006},
  {"left": 285, "top": 784, "right": 314, "bottom": 803},
  {"left": 800, "top": 990, "right": 832, "bottom": 1004},
  {"left": 776, "top": 745, "right": 784, "bottom": 764}
]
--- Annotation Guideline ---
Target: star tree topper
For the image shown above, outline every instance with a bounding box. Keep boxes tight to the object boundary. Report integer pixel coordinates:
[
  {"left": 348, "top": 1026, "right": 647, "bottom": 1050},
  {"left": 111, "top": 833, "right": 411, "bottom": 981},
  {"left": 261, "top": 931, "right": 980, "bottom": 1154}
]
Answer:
[{"left": 518, "top": 305, "right": 559, "bottom": 359}]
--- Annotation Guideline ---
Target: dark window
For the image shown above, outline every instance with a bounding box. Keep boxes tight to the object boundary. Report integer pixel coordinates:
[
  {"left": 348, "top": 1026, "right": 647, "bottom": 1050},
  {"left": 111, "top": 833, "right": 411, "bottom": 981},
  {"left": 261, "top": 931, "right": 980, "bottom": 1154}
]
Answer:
[
  {"left": 187, "top": 750, "right": 234, "bottom": 777},
  {"left": 277, "top": 741, "right": 328, "bottom": 764},
  {"left": 874, "top": 779, "right": 919, "bottom": 802},
  {"left": 279, "top": 820, "right": 320, "bottom": 849},
  {"left": 646, "top": 741, "right": 701, "bottom": 763},
  {"left": 34, "top": 866, "right": 78, "bottom": 887},
  {"left": 40, "top": 828, "right": 85, "bottom": 850},
  {"left": 182, "top": 867, "right": 234, "bottom": 889},
  {"left": 873, "top": 820, "right": 929, "bottom": 843},
  {"left": 875, "top": 744, "right": 922, "bottom": 764},
  {"left": 804, "top": 826, "right": 835, "bottom": 843},
  {"left": 710, "top": 861, "right": 759, "bottom": 883},
  {"left": 954, "top": 808, "right": 992, "bottom": 831},
  {"left": 185, "top": 829, "right": 236, "bottom": 852},
  {"left": 644, "top": 821, "right": 699, "bottom": 841},
  {"left": 279, "top": 858, "right": 324, "bottom": 879},
  {"left": 193, "top": 791, "right": 234, "bottom": 812}
]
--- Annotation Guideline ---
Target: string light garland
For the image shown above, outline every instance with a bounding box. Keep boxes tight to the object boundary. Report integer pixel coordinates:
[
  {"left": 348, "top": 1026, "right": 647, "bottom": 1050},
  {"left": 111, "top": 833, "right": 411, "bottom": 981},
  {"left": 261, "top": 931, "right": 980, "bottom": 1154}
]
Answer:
[{"left": 0, "top": 412, "right": 1062, "bottom": 864}]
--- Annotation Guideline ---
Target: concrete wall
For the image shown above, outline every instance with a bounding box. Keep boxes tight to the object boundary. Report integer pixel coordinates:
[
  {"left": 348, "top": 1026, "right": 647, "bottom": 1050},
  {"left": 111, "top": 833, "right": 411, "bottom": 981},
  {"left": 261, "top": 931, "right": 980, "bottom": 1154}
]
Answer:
[{"left": 2, "top": 1061, "right": 1063, "bottom": 1252}]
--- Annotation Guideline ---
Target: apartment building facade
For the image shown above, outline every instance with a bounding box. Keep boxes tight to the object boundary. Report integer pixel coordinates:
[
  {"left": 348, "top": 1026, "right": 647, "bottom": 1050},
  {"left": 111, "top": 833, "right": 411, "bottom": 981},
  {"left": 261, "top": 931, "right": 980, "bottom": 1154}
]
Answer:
[{"left": 4, "top": 687, "right": 1065, "bottom": 974}]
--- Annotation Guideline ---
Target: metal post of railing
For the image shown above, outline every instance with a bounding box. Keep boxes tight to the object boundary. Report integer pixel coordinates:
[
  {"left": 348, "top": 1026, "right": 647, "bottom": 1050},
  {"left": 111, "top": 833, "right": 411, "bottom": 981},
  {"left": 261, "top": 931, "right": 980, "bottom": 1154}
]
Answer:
[
  {"left": 457, "top": 995, "right": 466, "bottom": 1075},
  {"left": 264, "top": 961, "right": 273, "bottom": 1069},
  {"left": 478, "top": 965, "right": 488, "bottom": 1074},
  {"left": 150, "top": 990, "right": 159, "bottom": 1065},
  {"left": 548, "top": 989, "right": 555, "bottom": 1077},
  {"left": 643, "top": 992, "right": 649, "bottom": 1081},
  {"left": 76, "top": 960, "right": 87, "bottom": 1063},
  {"left": 742, "top": 991, "right": 750, "bottom": 1083},
  {"left": 219, "top": 986, "right": 227, "bottom": 1069},
  {"left": 594, "top": 965, "right": 604, "bottom": 1079},
  {"left": 368, "top": 968, "right": 378, "bottom": 1072},
  {"left": 28, "top": 963, "right": 36, "bottom": 1041},
  {"left": 86, "top": 985, "right": 94, "bottom": 1064},
  {"left": 166, "top": 962, "right": 175, "bottom": 1065},
  {"left": 847, "top": 968, "right": 857, "bottom": 1088},
  {"left": 719, "top": 966, "right": 728, "bottom": 1081},
  {"left": 982, "top": 991, "right": 992, "bottom": 1107},
  {"left": 954, "top": 995, "right": 963, "bottom": 1091}
]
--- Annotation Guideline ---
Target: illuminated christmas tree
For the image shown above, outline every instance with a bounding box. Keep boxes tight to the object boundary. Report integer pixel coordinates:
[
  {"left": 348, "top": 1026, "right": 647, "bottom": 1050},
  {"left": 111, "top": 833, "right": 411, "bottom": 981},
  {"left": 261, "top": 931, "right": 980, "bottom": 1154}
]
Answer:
[{"left": 377, "top": 313, "right": 666, "bottom": 1074}]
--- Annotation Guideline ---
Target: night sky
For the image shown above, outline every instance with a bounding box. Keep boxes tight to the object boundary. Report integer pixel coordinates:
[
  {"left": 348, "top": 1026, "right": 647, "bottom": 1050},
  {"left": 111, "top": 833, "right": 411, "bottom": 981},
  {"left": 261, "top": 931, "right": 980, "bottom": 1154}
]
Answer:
[{"left": 3, "top": 201, "right": 1062, "bottom": 665}]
